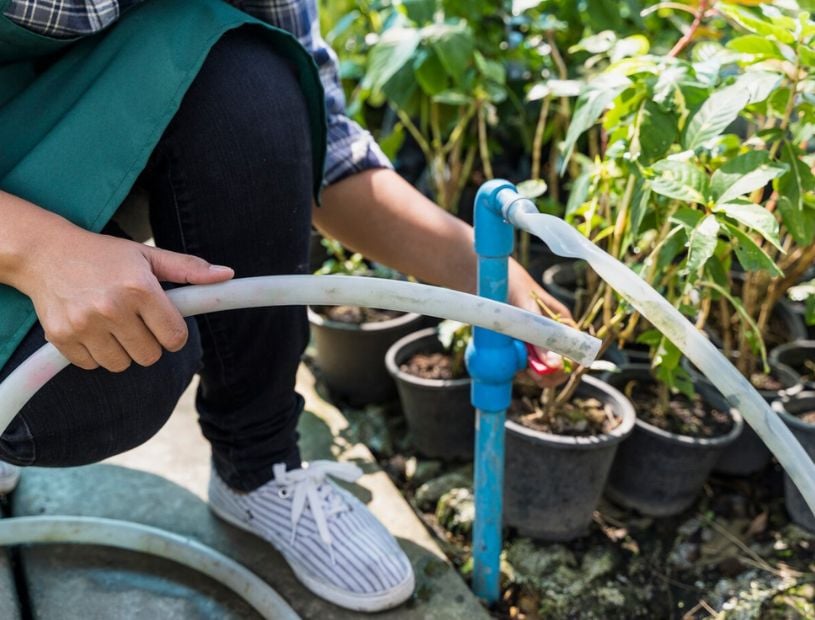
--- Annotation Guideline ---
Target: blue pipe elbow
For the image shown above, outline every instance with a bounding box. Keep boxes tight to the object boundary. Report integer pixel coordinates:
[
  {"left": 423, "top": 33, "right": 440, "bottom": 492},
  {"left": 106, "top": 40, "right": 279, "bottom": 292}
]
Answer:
[{"left": 474, "top": 180, "right": 516, "bottom": 257}]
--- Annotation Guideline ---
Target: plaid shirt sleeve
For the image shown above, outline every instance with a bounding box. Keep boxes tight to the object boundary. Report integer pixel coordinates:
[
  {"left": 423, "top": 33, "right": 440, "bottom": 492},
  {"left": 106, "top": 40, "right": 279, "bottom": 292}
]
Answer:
[
  {"left": 4, "top": 0, "right": 393, "bottom": 187},
  {"left": 228, "top": 0, "right": 394, "bottom": 187}
]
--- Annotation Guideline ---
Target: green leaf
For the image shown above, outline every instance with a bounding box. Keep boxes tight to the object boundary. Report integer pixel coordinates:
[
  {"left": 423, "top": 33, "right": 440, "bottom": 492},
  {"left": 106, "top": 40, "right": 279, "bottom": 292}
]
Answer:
[
  {"left": 565, "top": 170, "right": 591, "bottom": 219},
  {"left": 776, "top": 142, "right": 815, "bottom": 245},
  {"left": 637, "top": 102, "right": 677, "bottom": 164},
  {"left": 657, "top": 226, "right": 689, "bottom": 271},
  {"left": 474, "top": 51, "right": 505, "bottom": 85},
  {"left": 732, "top": 71, "right": 783, "bottom": 105},
  {"left": 670, "top": 205, "right": 704, "bottom": 229},
  {"left": 799, "top": 45, "right": 815, "bottom": 67},
  {"left": 682, "top": 83, "right": 751, "bottom": 150},
  {"left": 560, "top": 74, "right": 631, "bottom": 173},
  {"left": 687, "top": 215, "right": 720, "bottom": 276},
  {"left": 726, "top": 35, "right": 782, "bottom": 58},
  {"left": 710, "top": 151, "right": 787, "bottom": 203},
  {"left": 713, "top": 200, "right": 781, "bottom": 249},
  {"left": 622, "top": 178, "right": 650, "bottom": 254},
  {"left": 426, "top": 23, "right": 474, "bottom": 81},
  {"left": 651, "top": 160, "right": 709, "bottom": 204},
  {"left": 717, "top": 3, "right": 795, "bottom": 44},
  {"left": 413, "top": 49, "right": 447, "bottom": 95},
  {"left": 363, "top": 28, "right": 422, "bottom": 93},
  {"left": 723, "top": 223, "right": 783, "bottom": 276}
]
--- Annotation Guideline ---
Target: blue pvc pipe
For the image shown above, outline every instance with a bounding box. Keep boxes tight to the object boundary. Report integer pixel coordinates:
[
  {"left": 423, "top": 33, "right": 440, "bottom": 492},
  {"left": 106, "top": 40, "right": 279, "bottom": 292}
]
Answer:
[{"left": 467, "top": 180, "right": 528, "bottom": 603}]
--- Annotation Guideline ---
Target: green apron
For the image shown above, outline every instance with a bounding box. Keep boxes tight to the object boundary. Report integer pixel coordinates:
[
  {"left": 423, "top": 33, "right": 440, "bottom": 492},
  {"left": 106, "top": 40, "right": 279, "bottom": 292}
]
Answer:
[{"left": 0, "top": 0, "right": 327, "bottom": 373}]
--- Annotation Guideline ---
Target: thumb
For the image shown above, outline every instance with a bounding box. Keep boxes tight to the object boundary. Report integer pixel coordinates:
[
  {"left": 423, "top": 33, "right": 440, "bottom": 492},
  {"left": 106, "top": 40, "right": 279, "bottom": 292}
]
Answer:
[{"left": 144, "top": 247, "right": 234, "bottom": 284}]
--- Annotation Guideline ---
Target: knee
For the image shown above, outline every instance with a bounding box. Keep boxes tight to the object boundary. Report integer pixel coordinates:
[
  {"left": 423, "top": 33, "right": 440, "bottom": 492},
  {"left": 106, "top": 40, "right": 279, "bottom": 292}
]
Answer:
[{"left": 167, "top": 29, "right": 312, "bottom": 165}]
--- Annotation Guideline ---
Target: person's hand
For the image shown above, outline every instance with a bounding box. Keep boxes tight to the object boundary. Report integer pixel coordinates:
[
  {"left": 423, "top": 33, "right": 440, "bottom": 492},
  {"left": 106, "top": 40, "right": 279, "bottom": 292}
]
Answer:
[
  {"left": 507, "top": 261, "right": 574, "bottom": 388},
  {"left": 17, "top": 224, "right": 234, "bottom": 372}
]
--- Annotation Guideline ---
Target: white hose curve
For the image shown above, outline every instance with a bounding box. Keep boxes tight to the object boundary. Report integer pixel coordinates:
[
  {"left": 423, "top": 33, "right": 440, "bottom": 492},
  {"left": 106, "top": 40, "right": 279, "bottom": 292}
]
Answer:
[
  {"left": 0, "top": 516, "right": 299, "bottom": 619},
  {"left": 0, "top": 275, "right": 600, "bottom": 434},
  {"left": 504, "top": 201, "right": 815, "bottom": 518}
]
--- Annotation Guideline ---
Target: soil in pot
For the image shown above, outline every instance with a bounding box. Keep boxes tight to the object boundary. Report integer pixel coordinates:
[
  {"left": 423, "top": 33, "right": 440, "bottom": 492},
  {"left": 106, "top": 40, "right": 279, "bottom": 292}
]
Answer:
[
  {"left": 386, "top": 328, "right": 473, "bottom": 460},
  {"left": 603, "top": 365, "right": 742, "bottom": 518},
  {"left": 773, "top": 394, "right": 815, "bottom": 532},
  {"left": 308, "top": 307, "right": 423, "bottom": 406},
  {"left": 503, "top": 374, "right": 635, "bottom": 542},
  {"left": 320, "top": 305, "right": 402, "bottom": 324}
]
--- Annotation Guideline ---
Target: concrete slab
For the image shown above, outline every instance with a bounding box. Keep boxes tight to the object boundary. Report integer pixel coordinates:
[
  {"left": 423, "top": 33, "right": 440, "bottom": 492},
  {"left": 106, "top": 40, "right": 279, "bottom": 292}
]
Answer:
[
  {"left": 10, "top": 365, "right": 487, "bottom": 620},
  {"left": 0, "top": 502, "right": 22, "bottom": 620}
]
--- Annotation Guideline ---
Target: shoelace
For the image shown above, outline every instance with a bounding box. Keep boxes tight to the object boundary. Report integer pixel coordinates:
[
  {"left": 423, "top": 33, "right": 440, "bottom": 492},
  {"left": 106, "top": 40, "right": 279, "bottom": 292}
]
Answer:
[{"left": 272, "top": 460, "right": 363, "bottom": 563}]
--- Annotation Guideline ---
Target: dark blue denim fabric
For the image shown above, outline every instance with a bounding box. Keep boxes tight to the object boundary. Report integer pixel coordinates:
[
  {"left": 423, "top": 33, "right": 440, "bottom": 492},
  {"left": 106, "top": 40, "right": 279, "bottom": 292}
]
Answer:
[{"left": 0, "top": 29, "right": 313, "bottom": 492}]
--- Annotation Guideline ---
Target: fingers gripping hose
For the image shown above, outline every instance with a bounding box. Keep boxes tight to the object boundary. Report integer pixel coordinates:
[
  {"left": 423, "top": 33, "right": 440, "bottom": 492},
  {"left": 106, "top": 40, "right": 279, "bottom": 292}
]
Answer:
[
  {"left": 0, "top": 275, "right": 601, "bottom": 617},
  {"left": 0, "top": 275, "right": 601, "bottom": 430}
]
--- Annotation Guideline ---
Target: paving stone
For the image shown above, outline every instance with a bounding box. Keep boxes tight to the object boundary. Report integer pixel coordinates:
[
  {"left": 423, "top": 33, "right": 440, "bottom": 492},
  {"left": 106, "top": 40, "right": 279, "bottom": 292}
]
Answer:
[
  {"left": 0, "top": 505, "right": 22, "bottom": 620},
  {"left": 11, "top": 365, "right": 488, "bottom": 620}
]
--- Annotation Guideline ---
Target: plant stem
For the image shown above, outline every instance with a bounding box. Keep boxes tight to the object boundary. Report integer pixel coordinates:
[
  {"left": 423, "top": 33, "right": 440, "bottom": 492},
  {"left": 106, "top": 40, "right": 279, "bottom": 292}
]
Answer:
[
  {"left": 477, "top": 101, "right": 494, "bottom": 180},
  {"left": 531, "top": 95, "right": 551, "bottom": 181},
  {"left": 668, "top": 0, "right": 711, "bottom": 58}
]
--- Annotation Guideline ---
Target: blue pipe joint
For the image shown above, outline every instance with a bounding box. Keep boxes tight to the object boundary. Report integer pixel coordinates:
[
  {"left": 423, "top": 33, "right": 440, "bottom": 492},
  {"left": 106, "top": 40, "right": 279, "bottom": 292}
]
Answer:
[
  {"left": 474, "top": 179, "right": 516, "bottom": 257},
  {"left": 466, "top": 338, "right": 528, "bottom": 411}
]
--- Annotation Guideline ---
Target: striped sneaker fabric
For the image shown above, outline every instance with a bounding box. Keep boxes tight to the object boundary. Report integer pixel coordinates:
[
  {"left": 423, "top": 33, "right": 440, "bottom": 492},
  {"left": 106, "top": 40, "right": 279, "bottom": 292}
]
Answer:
[
  {"left": 0, "top": 460, "right": 20, "bottom": 495},
  {"left": 208, "top": 460, "right": 415, "bottom": 612}
]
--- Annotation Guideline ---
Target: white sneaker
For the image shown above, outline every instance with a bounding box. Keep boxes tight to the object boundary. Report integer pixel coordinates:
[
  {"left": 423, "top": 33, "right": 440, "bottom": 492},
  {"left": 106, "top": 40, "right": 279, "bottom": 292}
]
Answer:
[
  {"left": 208, "top": 460, "right": 415, "bottom": 612},
  {"left": 0, "top": 460, "right": 20, "bottom": 495}
]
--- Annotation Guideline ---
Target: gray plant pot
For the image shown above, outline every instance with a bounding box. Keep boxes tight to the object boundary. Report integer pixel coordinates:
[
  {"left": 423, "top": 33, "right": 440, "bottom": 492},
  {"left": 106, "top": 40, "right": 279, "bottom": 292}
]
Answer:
[
  {"left": 308, "top": 307, "right": 423, "bottom": 406},
  {"left": 773, "top": 393, "right": 815, "bottom": 532},
  {"left": 770, "top": 340, "right": 815, "bottom": 392},
  {"left": 385, "top": 328, "right": 474, "bottom": 460},
  {"left": 682, "top": 356, "right": 800, "bottom": 476},
  {"left": 603, "top": 365, "right": 743, "bottom": 517},
  {"left": 503, "top": 374, "right": 636, "bottom": 541}
]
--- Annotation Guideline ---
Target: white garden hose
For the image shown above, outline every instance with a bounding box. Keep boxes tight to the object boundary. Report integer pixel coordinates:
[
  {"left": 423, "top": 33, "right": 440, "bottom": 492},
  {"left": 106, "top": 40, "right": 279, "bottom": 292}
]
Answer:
[
  {"left": 0, "top": 274, "right": 601, "bottom": 617},
  {"left": 0, "top": 516, "right": 299, "bottom": 620}
]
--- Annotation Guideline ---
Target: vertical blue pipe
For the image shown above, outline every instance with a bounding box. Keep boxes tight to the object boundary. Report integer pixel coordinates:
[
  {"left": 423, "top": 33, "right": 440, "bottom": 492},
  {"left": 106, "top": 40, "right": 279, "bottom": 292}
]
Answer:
[{"left": 467, "top": 180, "right": 528, "bottom": 603}]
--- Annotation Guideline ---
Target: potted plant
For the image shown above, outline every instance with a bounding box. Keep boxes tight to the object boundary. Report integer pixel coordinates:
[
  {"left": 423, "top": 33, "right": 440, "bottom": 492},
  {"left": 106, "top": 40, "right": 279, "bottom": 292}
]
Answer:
[
  {"left": 308, "top": 239, "right": 423, "bottom": 405},
  {"left": 773, "top": 392, "right": 815, "bottom": 532},
  {"left": 504, "top": 367, "right": 636, "bottom": 541},
  {"left": 386, "top": 321, "right": 474, "bottom": 460},
  {"left": 602, "top": 364, "right": 743, "bottom": 515}
]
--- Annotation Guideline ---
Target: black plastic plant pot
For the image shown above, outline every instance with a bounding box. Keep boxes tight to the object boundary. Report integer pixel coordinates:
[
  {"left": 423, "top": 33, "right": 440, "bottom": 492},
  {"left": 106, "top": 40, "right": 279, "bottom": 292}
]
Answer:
[
  {"left": 603, "top": 365, "right": 743, "bottom": 517},
  {"left": 773, "top": 393, "right": 815, "bottom": 533},
  {"left": 682, "top": 356, "right": 800, "bottom": 476},
  {"left": 307, "top": 307, "right": 423, "bottom": 406},
  {"left": 503, "top": 374, "right": 636, "bottom": 542},
  {"left": 541, "top": 260, "right": 589, "bottom": 314},
  {"left": 385, "top": 328, "right": 474, "bottom": 460},
  {"left": 770, "top": 340, "right": 815, "bottom": 392}
]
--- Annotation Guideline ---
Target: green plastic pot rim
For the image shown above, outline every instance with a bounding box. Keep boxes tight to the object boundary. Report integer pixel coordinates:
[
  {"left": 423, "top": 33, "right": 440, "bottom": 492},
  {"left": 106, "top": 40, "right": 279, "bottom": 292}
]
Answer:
[
  {"left": 504, "top": 374, "right": 636, "bottom": 450},
  {"left": 773, "top": 393, "right": 815, "bottom": 433},
  {"left": 307, "top": 306, "right": 422, "bottom": 333},
  {"left": 605, "top": 364, "right": 745, "bottom": 448},
  {"left": 385, "top": 328, "right": 471, "bottom": 389}
]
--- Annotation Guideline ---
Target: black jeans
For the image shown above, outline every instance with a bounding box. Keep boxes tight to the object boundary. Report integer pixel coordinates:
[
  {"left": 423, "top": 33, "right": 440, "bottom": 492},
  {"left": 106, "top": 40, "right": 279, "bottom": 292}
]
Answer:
[{"left": 0, "top": 30, "right": 314, "bottom": 492}]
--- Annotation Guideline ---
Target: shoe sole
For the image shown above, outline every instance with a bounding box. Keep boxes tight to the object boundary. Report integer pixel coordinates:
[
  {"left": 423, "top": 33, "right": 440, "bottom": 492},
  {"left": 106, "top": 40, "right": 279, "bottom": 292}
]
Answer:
[
  {"left": 0, "top": 470, "right": 20, "bottom": 495},
  {"left": 209, "top": 500, "right": 415, "bottom": 613}
]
